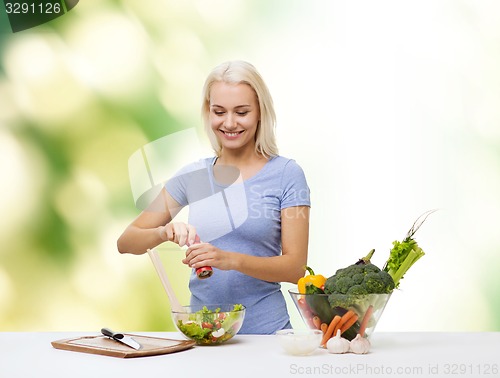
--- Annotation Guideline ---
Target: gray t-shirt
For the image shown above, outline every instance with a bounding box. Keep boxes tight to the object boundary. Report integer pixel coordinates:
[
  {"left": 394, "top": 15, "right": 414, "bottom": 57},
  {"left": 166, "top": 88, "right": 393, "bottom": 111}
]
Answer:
[{"left": 165, "top": 155, "right": 311, "bottom": 334}]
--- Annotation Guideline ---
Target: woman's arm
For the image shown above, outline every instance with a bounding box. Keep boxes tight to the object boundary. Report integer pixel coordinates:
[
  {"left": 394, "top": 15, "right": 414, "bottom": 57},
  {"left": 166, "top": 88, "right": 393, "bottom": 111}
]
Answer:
[
  {"left": 117, "top": 188, "right": 195, "bottom": 255},
  {"left": 183, "top": 206, "right": 309, "bottom": 283}
]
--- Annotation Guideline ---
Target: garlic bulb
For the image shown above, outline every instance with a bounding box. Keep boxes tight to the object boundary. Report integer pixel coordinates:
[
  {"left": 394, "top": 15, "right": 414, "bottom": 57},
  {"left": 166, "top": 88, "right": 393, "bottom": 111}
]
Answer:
[
  {"left": 349, "top": 334, "right": 371, "bottom": 354},
  {"left": 326, "top": 330, "right": 350, "bottom": 354}
]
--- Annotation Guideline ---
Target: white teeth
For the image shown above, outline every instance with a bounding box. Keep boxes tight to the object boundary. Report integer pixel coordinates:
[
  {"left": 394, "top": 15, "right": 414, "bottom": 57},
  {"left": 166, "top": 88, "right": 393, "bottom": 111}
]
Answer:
[{"left": 224, "top": 131, "right": 240, "bottom": 137}]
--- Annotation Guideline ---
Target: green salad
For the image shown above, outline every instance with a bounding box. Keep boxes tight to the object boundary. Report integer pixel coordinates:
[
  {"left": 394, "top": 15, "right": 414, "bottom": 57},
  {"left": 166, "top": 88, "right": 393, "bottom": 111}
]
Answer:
[{"left": 176, "top": 304, "right": 244, "bottom": 345}]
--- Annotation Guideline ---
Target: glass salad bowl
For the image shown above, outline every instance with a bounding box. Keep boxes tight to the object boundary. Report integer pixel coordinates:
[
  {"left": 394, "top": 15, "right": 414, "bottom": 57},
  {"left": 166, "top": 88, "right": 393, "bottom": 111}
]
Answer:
[
  {"left": 289, "top": 288, "right": 391, "bottom": 341},
  {"left": 172, "top": 304, "right": 246, "bottom": 345}
]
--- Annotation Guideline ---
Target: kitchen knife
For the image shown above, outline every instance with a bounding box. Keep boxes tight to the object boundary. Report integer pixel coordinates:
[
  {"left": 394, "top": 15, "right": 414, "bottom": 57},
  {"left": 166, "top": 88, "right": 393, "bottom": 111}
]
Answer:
[{"left": 101, "top": 328, "right": 141, "bottom": 350}]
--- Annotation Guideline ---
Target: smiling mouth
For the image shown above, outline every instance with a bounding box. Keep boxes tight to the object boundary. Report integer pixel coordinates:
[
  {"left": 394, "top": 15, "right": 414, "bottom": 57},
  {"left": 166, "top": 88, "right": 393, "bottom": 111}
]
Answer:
[{"left": 220, "top": 130, "right": 244, "bottom": 137}]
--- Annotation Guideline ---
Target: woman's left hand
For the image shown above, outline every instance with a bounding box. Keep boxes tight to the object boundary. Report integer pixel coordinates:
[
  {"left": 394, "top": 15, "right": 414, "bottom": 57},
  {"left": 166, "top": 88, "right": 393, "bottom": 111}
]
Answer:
[{"left": 182, "top": 243, "right": 234, "bottom": 271}]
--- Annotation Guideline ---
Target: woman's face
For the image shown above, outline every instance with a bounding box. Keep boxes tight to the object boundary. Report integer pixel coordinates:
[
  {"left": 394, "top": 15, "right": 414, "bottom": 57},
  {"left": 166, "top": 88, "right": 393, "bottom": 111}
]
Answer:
[{"left": 209, "top": 81, "right": 260, "bottom": 154}]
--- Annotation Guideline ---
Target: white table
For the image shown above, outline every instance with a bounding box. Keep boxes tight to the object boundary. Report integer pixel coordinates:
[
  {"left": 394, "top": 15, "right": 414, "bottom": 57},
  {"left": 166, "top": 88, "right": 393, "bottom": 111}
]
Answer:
[{"left": 0, "top": 332, "right": 498, "bottom": 378}]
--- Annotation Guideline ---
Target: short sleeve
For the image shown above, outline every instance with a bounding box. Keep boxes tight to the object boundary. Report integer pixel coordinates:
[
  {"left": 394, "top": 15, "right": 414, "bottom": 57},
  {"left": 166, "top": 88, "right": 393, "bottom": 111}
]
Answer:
[
  {"left": 165, "top": 169, "right": 188, "bottom": 206},
  {"left": 165, "top": 159, "right": 212, "bottom": 207},
  {"left": 280, "top": 160, "right": 311, "bottom": 209}
]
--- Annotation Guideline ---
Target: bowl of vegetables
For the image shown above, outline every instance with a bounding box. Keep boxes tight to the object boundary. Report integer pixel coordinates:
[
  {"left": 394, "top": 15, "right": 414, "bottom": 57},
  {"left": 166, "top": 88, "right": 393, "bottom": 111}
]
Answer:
[
  {"left": 172, "top": 304, "right": 246, "bottom": 345},
  {"left": 290, "top": 210, "right": 436, "bottom": 348},
  {"left": 289, "top": 288, "right": 392, "bottom": 343}
]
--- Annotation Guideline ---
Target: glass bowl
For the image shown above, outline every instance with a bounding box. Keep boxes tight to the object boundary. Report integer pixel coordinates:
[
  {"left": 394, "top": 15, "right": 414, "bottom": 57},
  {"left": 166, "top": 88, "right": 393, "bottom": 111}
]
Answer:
[
  {"left": 276, "top": 329, "right": 323, "bottom": 355},
  {"left": 289, "top": 288, "right": 391, "bottom": 341},
  {"left": 172, "top": 304, "right": 246, "bottom": 346}
]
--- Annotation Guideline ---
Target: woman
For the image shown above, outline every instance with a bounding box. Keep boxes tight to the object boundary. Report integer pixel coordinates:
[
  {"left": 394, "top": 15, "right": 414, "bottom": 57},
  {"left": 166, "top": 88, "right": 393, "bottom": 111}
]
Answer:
[{"left": 117, "top": 60, "right": 310, "bottom": 334}]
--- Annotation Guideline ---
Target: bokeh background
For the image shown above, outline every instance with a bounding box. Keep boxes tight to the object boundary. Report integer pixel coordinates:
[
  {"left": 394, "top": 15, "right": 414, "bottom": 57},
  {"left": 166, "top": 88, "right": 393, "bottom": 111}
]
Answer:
[{"left": 1, "top": 0, "right": 499, "bottom": 332}]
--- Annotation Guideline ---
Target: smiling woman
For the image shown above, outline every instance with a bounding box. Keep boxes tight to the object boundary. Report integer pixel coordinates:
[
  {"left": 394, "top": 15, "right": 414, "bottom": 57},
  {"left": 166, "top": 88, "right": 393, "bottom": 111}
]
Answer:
[
  {"left": 201, "top": 60, "right": 278, "bottom": 159},
  {"left": 208, "top": 81, "right": 260, "bottom": 156},
  {"left": 0, "top": 0, "right": 498, "bottom": 335},
  {"left": 117, "top": 60, "right": 311, "bottom": 335}
]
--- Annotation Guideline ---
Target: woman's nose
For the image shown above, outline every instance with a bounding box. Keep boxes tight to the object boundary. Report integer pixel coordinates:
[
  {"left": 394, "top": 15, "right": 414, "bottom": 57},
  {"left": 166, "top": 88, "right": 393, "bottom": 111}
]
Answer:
[{"left": 223, "top": 113, "right": 236, "bottom": 129}]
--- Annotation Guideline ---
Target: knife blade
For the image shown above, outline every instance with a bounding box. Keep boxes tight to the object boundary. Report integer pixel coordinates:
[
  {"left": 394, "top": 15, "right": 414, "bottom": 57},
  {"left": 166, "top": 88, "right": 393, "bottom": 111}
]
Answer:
[{"left": 101, "top": 328, "right": 141, "bottom": 350}]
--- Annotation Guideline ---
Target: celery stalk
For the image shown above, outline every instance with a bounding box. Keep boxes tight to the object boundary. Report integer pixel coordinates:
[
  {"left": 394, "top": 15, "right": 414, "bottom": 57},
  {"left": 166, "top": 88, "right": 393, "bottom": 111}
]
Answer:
[{"left": 383, "top": 210, "right": 435, "bottom": 288}]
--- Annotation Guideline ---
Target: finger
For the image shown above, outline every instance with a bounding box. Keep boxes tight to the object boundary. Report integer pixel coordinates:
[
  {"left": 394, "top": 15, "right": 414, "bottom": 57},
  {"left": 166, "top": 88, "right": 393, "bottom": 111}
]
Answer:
[
  {"left": 187, "top": 224, "right": 197, "bottom": 246},
  {"left": 191, "top": 256, "right": 215, "bottom": 269},
  {"left": 164, "top": 224, "right": 174, "bottom": 241},
  {"left": 184, "top": 245, "right": 207, "bottom": 267},
  {"left": 174, "top": 223, "right": 189, "bottom": 246},
  {"left": 185, "top": 243, "right": 208, "bottom": 257},
  {"left": 182, "top": 252, "right": 196, "bottom": 267},
  {"left": 185, "top": 244, "right": 200, "bottom": 259}
]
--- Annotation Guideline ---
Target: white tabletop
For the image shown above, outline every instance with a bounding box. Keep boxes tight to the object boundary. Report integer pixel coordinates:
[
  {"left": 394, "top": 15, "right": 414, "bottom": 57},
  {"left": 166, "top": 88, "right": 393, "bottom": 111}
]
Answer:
[{"left": 0, "top": 332, "right": 498, "bottom": 378}]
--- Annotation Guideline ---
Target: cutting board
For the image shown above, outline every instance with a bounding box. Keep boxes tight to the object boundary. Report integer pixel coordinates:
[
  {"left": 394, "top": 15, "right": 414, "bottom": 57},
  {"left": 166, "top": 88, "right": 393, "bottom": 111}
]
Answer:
[{"left": 51, "top": 334, "right": 196, "bottom": 358}]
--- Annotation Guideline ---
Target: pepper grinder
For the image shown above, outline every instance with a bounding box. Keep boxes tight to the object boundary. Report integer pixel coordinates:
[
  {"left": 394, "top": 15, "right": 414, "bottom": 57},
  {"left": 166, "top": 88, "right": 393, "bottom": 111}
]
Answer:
[{"left": 193, "top": 235, "right": 213, "bottom": 279}]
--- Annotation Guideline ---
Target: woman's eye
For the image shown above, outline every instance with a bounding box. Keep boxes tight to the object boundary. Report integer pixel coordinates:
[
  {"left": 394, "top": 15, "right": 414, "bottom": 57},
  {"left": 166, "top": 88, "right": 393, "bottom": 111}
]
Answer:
[{"left": 211, "top": 109, "right": 248, "bottom": 116}]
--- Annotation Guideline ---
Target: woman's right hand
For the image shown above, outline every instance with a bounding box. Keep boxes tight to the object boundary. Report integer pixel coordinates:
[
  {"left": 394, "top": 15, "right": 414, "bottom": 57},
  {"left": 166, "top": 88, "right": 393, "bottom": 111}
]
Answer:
[
  {"left": 159, "top": 222, "right": 197, "bottom": 247},
  {"left": 117, "top": 188, "right": 193, "bottom": 255}
]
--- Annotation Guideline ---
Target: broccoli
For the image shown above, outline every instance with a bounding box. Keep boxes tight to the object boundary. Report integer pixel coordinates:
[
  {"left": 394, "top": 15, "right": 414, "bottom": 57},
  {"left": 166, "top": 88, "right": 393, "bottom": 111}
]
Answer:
[
  {"left": 322, "top": 260, "right": 394, "bottom": 329},
  {"left": 324, "top": 262, "right": 395, "bottom": 295},
  {"left": 323, "top": 250, "right": 395, "bottom": 323}
]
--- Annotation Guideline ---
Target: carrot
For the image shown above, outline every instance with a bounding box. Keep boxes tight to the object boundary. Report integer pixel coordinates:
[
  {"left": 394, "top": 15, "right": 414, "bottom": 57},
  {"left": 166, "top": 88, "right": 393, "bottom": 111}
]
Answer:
[
  {"left": 333, "top": 310, "right": 355, "bottom": 336},
  {"left": 358, "top": 305, "right": 374, "bottom": 337},
  {"left": 320, "top": 323, "right": 328, "bottom": 334},
  {"left": 312, "top": 316, "right": 322, "bottom": 330},
  {"left": 340, "top": 314, "right": 359, "bottom": 334},
  {"left": 321, "top": 315, "right": 341, "bottom": 346}
]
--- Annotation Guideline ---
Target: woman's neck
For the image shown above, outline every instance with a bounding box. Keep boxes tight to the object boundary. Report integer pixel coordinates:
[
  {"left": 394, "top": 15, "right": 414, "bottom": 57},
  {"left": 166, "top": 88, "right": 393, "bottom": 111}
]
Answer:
[
  {"left": 216, "top": 148, "right": 269, "bottom": 180},
  {"left": 217, "top": 147, "right": 265, "bottom": 167}
]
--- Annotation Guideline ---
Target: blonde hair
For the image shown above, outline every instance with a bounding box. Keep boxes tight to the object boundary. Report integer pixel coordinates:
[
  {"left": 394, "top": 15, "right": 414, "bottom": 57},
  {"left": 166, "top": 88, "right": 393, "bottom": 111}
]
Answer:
[{"left": 201, "top": 60, "right": 278, "bottom": 158}]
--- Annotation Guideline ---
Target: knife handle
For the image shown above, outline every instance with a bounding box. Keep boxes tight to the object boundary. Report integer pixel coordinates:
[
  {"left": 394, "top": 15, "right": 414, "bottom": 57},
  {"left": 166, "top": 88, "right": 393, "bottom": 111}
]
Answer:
[{"left": 101, "top": 327, "right": 123, "bottom": 340}]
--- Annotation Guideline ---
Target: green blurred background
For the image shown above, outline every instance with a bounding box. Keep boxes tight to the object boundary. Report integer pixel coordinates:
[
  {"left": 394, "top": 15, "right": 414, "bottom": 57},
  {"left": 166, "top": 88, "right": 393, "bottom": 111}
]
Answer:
[{"left": 1, "top": 0, "right": 499, "bottom": 332}]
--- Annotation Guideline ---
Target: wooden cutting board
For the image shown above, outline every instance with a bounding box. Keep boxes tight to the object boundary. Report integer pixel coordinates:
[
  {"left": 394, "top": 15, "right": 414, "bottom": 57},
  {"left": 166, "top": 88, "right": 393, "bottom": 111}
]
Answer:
[{"left": 51, "top": 334, "right": 196, "bottom": 358}]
